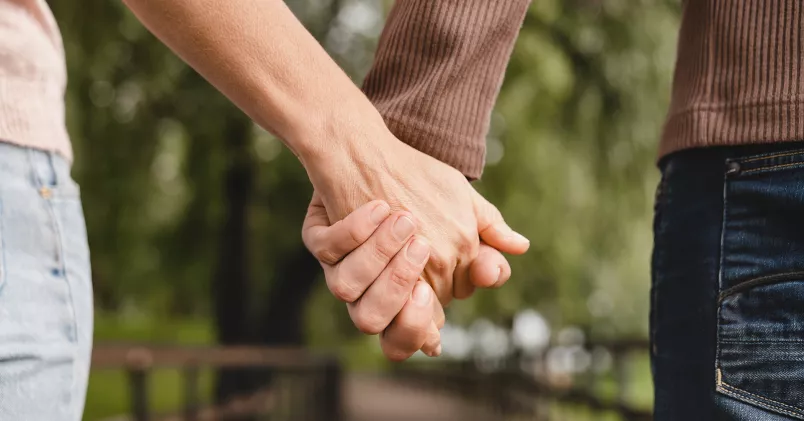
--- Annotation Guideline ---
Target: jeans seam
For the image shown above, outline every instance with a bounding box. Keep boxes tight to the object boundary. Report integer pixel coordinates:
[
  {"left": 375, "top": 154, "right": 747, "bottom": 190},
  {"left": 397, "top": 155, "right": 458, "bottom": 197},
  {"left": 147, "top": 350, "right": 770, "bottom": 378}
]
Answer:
[
  {"left": 47, "top": 196, "right": 82, "bottom": 417},
  {"left": 715, "top": 163, "right": 730, "bottom": 385},
  {"left": 718, "top": 381, "right": 804, "bottom": 418},
  {"left": 719, "top": 339, "right": 804, "bottom": 343},
  {"left": 0, "top": 198, "right": 4, "bottom": 293},
  {"left": 742, "top": 161, "right": 804, "bottom": 174},
  {"left": 741, "top": 149, "right": 804, "bottom": 163},
  {"left": 28, "top": 149, "right": 81, "bottom": 414},
  {"left": 650, "top": 173, "right": 666, "bottom": 357},
  {"left": 718, "top": 271, "right": 804, "bottom": 302}
]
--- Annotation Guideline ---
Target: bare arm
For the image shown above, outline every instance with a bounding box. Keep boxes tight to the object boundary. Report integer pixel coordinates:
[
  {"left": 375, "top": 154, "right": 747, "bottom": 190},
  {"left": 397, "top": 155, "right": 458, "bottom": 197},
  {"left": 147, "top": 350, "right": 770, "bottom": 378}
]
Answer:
[
  {"left": 122, "top": 0, "right": 529, "bottom": 308},
  {"left": 122, "top": 0, "right": 385, "bottom": 169}
]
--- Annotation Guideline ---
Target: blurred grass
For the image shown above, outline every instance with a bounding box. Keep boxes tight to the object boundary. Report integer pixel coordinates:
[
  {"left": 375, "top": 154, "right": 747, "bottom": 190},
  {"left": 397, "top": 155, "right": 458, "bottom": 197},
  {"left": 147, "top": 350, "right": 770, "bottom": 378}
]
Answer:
[
  {"left": 85, "top": 313, "right": 214, "bottom": 420},
  {"left": 85, "top": 313, "right": 653, "bottom": 420},
  {"left": 591, "top": 351, "right": 654, "bottom": 411}
]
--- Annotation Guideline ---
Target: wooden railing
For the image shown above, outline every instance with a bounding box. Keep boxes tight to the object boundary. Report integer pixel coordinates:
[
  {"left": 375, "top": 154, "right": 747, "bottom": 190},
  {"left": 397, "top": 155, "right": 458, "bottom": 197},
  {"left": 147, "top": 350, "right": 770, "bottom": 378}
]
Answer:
[
  {"left": 92, "top": 339, "right": 651, "bottom": 421},
  {"left": 92, "top": 344, "right": 342, "bottom": 421},
  {"left": 391, "top": 339, "right": 652, "bottom": 421}
]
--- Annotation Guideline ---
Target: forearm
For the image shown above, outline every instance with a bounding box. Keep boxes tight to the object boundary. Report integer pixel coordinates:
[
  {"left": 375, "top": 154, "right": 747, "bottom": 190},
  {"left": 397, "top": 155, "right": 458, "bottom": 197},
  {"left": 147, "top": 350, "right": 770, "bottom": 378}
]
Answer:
[{"left": 122, "top": 0, "right": 386, "bottom": 170}]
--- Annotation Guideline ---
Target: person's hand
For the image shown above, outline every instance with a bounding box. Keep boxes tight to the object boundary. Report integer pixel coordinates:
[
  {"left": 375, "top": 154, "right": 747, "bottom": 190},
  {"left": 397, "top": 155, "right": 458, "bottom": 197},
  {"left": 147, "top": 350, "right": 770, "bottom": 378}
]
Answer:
[
  {"left": 303, "top": 193, "right": 443, "bottom": 360},
  {"left": 302, "top": 193, "right": 518, "bottom": 360},
  {"left": 306, "top": 127, "right": 529, "bottom": 306}
]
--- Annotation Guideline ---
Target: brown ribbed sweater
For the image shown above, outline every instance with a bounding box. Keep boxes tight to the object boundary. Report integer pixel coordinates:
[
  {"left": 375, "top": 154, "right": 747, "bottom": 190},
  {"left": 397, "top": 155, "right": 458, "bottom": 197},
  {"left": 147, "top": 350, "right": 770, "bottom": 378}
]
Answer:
[
  {"left": 363, "top": 0, "right": 531, "bottom": 179},
  {"left": 662, "top": 0, "right": 804, "bottom": 158},
  {"left": 366, "top": 1, "right": 804, "bottom": 179}
]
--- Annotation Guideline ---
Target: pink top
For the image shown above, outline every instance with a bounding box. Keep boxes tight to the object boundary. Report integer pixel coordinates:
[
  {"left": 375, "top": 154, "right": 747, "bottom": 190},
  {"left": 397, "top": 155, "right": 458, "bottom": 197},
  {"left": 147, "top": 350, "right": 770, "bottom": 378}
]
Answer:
[{"left": 0, "top": 0, "right": 70, "bottom": 160}]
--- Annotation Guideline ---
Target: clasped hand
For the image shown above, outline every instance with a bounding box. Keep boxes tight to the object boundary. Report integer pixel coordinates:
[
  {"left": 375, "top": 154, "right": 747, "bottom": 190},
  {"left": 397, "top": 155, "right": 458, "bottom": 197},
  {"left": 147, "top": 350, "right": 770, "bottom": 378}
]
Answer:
[{"left": 302, "top": 129, "right": 529, "bottom": 361}]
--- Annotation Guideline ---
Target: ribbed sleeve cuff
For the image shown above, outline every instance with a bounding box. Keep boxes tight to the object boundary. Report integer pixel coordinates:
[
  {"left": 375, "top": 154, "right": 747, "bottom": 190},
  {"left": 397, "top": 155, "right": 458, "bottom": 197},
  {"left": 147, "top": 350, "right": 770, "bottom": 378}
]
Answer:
[{"left": 383, "top": 115, "right": 486, "bottom": 180}]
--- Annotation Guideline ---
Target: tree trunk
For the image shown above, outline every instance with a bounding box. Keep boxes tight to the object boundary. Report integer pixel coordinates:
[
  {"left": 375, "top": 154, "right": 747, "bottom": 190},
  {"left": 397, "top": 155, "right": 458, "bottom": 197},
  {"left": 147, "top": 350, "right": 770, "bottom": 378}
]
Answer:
[
  {"left": 213, "top": 117, "right": 255, "bottom": 405},
  {"left": 260, "top": 248, "right": 321, "bottom": 346}
]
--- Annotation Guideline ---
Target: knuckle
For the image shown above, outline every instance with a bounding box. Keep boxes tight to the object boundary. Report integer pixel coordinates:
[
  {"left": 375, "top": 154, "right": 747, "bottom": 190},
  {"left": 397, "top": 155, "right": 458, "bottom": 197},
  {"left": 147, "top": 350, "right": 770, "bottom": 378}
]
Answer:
[
  {"left": 435, "top": 314, "right": 445, "bottom": 329},
  {"left": 384, "top": 350, "right": 411, "bottom": 362},
  {"left": 455, "top": 226, "right": 479, "bottom": 257},
  {"left": 396, "top": 318, "right": 427, "bottom": 336},
  {"left": 485, "top": 205, "right": 503, "bottom": 224},
  {"left": 387, "top": 266, "right": 416, "bottom": 290},
  {"left": 346, "top": 224, "right": 366, "bottom": 248},
  {"left": 380, "top": 341, "right": 413, "bottom": 362},
  {"left": 315, "top": 247, "right": 340, "bottom": 265},
  {"left": 352, "top": 310, "right": 385, "bottom": 335},
  {"left": 371, "top": 241, "right": 398, "bottom": 264},
  {"left": 328, "top": 277, "right": 360, "bottom": 303}
]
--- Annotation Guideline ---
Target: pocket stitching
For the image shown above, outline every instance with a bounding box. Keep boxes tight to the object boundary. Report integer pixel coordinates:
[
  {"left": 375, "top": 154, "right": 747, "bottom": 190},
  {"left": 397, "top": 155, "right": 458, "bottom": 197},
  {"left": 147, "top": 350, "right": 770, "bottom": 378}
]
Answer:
[
  {"left": 718, "top": 271, "right": 804, "bottom": 303},
  {"left": 742, "top": 149, "right": 804, "bottom": 163},
  {"left": 742, "top": 161, "right": 804, "bottom": 175},
  {"left": 718, "top": 380, "right": 804, "bottom": 418},
  {"left": 720, "top": 339, "right": 804, "bottom": 343}
]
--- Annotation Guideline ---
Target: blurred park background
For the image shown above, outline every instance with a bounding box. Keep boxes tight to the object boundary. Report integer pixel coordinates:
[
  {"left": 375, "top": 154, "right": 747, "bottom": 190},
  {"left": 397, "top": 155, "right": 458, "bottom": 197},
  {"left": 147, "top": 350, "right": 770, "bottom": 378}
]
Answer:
[{"left": 47, "top": 0, "right": 681, "bottom": 419}]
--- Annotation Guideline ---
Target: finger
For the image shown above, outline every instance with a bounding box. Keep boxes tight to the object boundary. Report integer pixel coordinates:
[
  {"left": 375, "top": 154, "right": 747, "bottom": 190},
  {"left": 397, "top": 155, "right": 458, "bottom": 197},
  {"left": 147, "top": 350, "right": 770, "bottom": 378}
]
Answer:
[
  {"left": 380, "top": 281, "right": 434, "bottom": 362},
  {"left": 432, "top": 298, "right": 445, "bottom": 329},
  {"left": 472, "top": 189, "right": 530, "bottom": 255},
  {"left": 452, "top": 254, "right": 475, "bottom": 301},
  {"left": 422, "top": 250, "right": 456, "bottom": 307},
  {"left": 302, "top": 194, "right": 391, "bottom": 265},
  {"left": 330, "top": 212, "right": 417, "bottom": 302},
  {"left": 301, "top": 192, "right": 330, "bottom": 235},
  {"left": 347, "top": 236, "right": 430, "bottom": 334},
  {"left": 469, "top": 243, "right": 512, "bottom": 289},
  {"left": 453, "top": 269, "right": 476, "bottom": 300},
  {"left": 420, "top": 321, "right": 442, "bottom": 357}
]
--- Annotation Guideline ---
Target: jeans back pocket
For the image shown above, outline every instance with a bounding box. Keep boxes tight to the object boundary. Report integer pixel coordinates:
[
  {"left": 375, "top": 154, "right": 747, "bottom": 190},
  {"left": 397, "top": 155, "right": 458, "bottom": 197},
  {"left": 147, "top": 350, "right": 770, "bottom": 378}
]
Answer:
[{"left": 717, "top": 149, "right": 804, "bottom": 419}]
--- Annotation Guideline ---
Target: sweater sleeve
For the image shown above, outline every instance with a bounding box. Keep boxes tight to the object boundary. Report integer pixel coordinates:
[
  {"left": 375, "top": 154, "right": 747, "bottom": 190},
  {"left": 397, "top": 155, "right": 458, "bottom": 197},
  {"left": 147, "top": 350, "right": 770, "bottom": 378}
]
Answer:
[{"left": 363, "top": 0, "right": 530, "bottom": 179}]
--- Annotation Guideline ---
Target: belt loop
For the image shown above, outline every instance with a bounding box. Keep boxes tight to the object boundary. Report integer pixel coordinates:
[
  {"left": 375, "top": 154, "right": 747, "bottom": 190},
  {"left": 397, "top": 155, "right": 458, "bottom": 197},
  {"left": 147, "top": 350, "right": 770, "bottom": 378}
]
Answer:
[
  {"left": 47, "top": 151, "right": 60, "bottom": 187},
  {"left": 26, "top": 149, "right": 57, "bottom": 198},
  {"left": 25, "top": 148, "right": 40, "bottom": 188}
]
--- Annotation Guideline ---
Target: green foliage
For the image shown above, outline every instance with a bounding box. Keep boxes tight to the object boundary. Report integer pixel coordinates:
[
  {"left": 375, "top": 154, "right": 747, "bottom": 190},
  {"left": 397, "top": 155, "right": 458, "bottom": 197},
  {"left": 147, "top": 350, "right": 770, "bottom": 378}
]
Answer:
[{"left": 469, "top": 0, "right": 679, "bottom": 338}]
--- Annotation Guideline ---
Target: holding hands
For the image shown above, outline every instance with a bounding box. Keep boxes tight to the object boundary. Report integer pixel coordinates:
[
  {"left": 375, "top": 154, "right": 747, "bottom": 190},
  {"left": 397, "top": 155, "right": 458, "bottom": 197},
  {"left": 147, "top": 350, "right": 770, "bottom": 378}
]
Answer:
[{"left": 304, "top": 136, "right": 529, "bottom": 361}]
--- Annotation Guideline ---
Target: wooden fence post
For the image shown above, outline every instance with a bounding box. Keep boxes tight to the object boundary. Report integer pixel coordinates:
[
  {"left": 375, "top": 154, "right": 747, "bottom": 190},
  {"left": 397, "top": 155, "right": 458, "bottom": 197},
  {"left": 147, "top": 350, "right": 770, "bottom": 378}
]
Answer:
[
  {"left": 126, "top": 348, "right": 153, "bottom": 421},
  {"left": 321, "top": 359, "right": 342, "bottom": 421},
  {"left": 613, "top": 349, "right": 629, "bottom": 408},
  {"left": 128, "top": 367, "right": 149, "bottom": 421},
  {"left": 183, "top": 364, "right": 200, "bottom": 421}
]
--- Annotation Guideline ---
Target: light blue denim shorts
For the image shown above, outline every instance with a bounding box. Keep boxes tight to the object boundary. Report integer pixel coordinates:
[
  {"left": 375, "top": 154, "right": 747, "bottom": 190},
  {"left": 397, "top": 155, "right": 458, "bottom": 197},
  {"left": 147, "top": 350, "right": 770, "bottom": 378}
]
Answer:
[{"left": 0, "top": 142, "right": 93, "bottom": 420}]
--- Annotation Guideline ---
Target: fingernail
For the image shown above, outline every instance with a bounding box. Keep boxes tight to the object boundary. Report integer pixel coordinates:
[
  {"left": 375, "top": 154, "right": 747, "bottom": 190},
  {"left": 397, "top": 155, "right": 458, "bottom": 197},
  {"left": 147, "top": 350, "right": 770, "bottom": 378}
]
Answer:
[
  {"left": 412, "top": 282, "right": 430, "bottom": 307},
  {"left": 496, "top": 225, "right": 529, "bottom": 244},
  {"left": 434, "top": 344, "right": 442, "bottom": 357},
  {"left": 495, "top": 266, "right": 503, "bottom": 283},
  {"left": 513, "top": 231, "right": 530, "bottom": 244},
  {"left": 393, "top": 215, "right": 416, "bottom": 240},
  {"left": 406, "top": 238, "right": 429, "bottom": 264},
  {"left": 371, "top": 202, "right": 390, "bottom": 225}
]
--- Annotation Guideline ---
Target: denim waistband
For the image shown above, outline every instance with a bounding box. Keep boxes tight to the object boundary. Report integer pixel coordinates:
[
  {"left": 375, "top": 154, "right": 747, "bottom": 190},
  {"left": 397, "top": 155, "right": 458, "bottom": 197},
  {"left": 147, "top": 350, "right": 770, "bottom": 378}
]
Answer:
[{"left": 0, "top": 141, "right": 74, "bottom": 194}]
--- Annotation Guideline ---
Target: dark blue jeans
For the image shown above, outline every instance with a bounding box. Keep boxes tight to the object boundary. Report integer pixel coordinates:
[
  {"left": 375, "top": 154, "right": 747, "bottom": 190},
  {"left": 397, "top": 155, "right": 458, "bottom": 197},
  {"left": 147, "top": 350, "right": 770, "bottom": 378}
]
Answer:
[{"left": 653, "top": 143, "right": 804, "bottom": 420}]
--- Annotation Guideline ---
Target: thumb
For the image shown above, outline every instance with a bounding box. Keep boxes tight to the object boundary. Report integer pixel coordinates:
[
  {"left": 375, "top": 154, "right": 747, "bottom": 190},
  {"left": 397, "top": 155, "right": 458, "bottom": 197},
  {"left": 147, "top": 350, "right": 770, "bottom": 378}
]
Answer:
[{"left": 472, "top": 189, "right": 530, "bottom": 255}]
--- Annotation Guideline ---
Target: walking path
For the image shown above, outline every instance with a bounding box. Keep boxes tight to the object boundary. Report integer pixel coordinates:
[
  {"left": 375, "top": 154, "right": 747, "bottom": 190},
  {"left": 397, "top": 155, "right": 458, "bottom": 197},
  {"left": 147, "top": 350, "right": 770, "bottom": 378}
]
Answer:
[{"left": 344, "top": 373, "right": 496, "bottom": 421}]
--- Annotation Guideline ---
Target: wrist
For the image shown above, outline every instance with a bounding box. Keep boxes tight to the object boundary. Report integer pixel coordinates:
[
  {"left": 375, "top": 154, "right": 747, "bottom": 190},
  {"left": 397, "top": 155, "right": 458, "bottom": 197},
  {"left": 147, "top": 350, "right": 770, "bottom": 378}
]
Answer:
[{"left": 297, "top": 107, "right": 398, "bottom": 187}]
